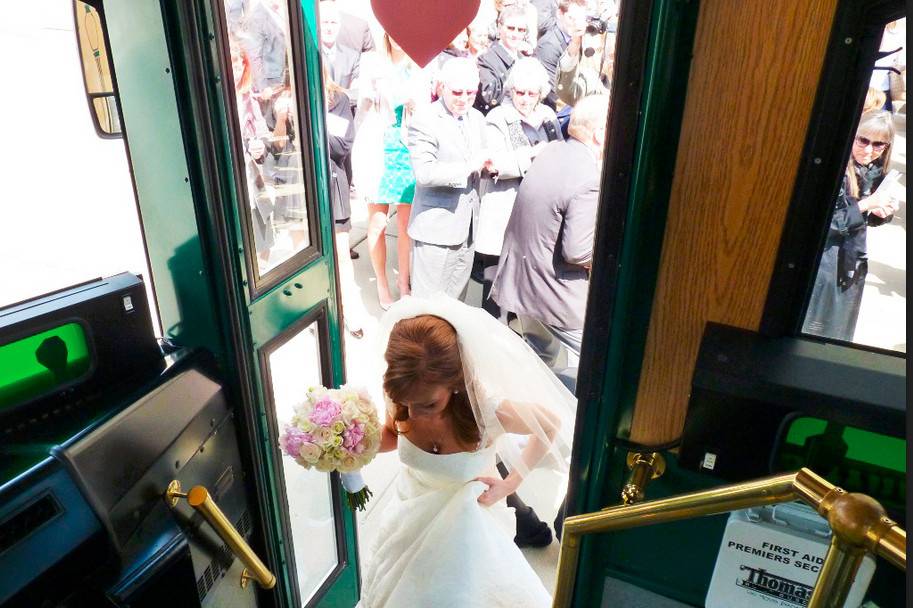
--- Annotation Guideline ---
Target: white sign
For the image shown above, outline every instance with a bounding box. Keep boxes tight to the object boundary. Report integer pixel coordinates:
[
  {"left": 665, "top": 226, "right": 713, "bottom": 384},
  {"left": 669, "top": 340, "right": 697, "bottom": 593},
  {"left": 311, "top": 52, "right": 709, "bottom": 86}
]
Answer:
[{"left": 707, "top": 503, "right": 875, "bottom": 608}]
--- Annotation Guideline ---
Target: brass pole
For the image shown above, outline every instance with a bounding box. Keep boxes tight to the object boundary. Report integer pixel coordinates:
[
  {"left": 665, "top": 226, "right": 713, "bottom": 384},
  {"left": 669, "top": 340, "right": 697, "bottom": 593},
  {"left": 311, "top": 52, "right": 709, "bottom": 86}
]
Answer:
[
  {"left": 874, "top": 525, "right": 906, "bottom": 571},
  {"left": 166, "top": 480, "right": 277, "bottom": 589},
  {"left": 552, "top": 530, "right": 582, "bottom": 608},
  {"left": 621, "top": 452, "right": 666, "bottom": 505},
  {"left": 551, "top": 468, "right": 905, "bottom": 608},
  {"left": 792, "top": 467, "right": 835, "bottom": 507},
  {"left": 566, "top": 472, "right": 797, "bottom": 537},
  {"left": 553, "top": 472, "right": 798, "bottom": 607},
  {"left": 186, "top": 486, "right": 277, "bottom": 589},
  {"left": 807, "top": 537, "right": 866, "bottom": 608}
]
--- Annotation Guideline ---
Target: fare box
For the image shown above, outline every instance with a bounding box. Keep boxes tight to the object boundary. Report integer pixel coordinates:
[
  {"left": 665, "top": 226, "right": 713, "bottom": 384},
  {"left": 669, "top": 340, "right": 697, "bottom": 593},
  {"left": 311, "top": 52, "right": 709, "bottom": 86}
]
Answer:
[{"left": 706, "top": 502, "right": 875, "bottom": 608}]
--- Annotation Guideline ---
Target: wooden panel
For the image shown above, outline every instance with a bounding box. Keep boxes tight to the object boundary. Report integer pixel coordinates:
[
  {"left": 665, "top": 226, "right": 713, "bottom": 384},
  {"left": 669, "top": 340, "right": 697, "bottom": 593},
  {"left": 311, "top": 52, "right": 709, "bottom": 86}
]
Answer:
[{"left": 629, "top": 0, "right": 838, "bottom": 444}]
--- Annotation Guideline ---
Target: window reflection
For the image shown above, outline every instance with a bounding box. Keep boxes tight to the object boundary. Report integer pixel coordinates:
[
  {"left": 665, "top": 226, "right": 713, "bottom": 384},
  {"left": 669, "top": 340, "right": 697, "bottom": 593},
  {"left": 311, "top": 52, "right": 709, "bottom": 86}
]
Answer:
[
  {"left": 803, "top": 19, "right": 906, "bottom": 353},
  {"left": 223, "top": 0, "right": 310, "bottom": 279}
]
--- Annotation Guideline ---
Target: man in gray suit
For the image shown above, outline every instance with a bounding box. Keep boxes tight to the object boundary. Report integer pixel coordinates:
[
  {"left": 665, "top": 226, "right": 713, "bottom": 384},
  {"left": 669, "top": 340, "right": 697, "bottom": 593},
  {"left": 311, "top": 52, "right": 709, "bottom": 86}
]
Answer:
[
  {"left": 335, "top": 5, "right": 376, "bottom": 55},
  {"left": 407, "top": 58, "right": 493, "bottom": 300},
  {"left": 491, "top": 93, "right": 609, "bottom": 385}
]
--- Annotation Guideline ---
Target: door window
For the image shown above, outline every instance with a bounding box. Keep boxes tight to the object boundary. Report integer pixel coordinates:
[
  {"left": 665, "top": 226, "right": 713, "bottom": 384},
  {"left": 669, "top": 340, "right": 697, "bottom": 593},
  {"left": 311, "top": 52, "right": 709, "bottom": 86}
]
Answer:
[
  {"left": 219, "top": 0, "right": 317, "bottom": 290},
  {"left": 801, "top": 19, "right": 906, "bottom": 353},
  {"left": 261, "top": 312, "right": 344, "bottom": 605}
]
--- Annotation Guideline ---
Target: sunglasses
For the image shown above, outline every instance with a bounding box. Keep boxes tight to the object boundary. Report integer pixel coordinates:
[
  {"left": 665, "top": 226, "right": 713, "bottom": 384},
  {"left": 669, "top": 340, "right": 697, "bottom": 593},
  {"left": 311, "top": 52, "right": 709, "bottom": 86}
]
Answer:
[
  {"left": 448, "top": 88, "right": 478, "bottom": 97},
  {"left": 854, "top": 135, "right": 888, "bottom": 151},
  {"left": 504, "top": 25, "right": 528, "bottom": 33},
  {"left": 512, "top": 89, "right": 540, "bottom": 97}
]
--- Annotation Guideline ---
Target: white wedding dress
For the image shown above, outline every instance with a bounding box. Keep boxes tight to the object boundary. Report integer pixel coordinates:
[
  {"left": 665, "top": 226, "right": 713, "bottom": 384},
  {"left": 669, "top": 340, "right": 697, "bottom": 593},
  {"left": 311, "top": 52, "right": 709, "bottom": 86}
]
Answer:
[{"left": 358, "top": 435, "right": 552, "bottom": 608}]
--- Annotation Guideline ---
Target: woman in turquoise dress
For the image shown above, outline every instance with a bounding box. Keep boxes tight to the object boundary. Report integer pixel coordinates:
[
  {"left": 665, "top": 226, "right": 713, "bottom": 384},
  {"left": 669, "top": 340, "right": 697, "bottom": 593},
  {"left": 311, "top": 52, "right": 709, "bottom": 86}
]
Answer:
[{"left": 361, "top": 33, "right": 430, "bottom": 310}]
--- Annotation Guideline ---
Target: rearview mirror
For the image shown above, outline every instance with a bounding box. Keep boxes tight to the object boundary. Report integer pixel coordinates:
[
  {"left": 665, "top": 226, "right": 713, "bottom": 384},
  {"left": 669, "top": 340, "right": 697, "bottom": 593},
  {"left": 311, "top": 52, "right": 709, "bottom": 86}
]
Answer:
[{"left": 73, "top": 1, "right": 122, "bottom": 137}]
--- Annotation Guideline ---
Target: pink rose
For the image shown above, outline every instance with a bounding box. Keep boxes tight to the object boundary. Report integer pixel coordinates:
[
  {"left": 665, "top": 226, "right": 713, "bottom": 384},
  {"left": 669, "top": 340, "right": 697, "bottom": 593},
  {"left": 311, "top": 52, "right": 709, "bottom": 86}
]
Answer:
[
  {"left": 280, "top": 426, "right": 312, "bottom": 458},
  {"left": 342, "top": 422, "right": 365, "bottom": 450},
  {"left": 309, "top": 397, "right": 342, "bottom": 427}
]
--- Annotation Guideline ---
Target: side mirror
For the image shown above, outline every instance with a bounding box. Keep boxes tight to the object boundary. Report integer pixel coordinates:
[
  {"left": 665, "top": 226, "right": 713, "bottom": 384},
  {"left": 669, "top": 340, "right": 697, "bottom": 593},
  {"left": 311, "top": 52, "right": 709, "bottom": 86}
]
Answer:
[{"left": 73, "top": 0, "right": 122, "bottom": 137}]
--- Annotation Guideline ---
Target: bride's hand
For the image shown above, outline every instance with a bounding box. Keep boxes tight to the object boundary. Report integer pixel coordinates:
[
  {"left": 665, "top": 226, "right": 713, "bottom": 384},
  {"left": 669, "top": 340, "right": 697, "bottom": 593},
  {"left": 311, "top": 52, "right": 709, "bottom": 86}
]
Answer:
[{"left": 474, "top": 475, "right": 520, "bottom": 506}]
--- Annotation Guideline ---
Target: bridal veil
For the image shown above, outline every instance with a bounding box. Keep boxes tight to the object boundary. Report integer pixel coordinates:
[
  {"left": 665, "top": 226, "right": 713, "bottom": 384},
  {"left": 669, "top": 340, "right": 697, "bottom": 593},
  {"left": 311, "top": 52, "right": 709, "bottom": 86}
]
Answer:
[{"left": 378, "top": 295, "right": 578, "bottom": 477}]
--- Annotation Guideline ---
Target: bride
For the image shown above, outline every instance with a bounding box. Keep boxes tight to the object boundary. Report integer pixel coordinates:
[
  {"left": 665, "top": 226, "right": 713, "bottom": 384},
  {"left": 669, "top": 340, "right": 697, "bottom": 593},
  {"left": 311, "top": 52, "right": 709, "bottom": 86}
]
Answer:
[{"left": 358, "top": 296, "right": 578, "bottom": 607}]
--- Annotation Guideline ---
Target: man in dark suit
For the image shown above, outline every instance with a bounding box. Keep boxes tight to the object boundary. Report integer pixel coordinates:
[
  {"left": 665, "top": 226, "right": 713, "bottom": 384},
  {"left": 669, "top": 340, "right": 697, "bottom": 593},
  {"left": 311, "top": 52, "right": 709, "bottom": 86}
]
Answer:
[
  {"left": 492, "top": 93, "right": 609, "bottom": 382},
  {"left": 531, "top": 0, "right": 558, "bottom": 37},
  {"left": 320, "top": 0, "right": 374, "bottom": 206},
  {"left": 474, "top": 6, "right": 531, "bottom": 114},
  {"left": 319, "top": 1, "right": 360, "bottom": 96},
  {"left": 535, "top": 0, "right": 587, "bottom": 108},
  {"left": 242, "top": 0, "right": 288, "bottom": 92}
]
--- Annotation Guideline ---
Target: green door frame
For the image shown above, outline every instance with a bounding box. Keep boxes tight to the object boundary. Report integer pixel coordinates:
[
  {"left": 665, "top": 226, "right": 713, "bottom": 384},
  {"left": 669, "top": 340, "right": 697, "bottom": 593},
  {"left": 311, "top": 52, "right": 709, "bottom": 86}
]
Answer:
[
  {"left": 567, "top": 0, "right": 700, "bottom": 605},
  {"left": 104, "top": 0, "right": 359, "bottom": 605}
]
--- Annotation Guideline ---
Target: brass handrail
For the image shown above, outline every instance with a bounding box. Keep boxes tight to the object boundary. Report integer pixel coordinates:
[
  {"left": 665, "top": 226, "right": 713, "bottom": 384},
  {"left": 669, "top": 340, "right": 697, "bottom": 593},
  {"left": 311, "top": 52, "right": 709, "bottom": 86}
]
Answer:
[
  {"left": 166, "top": 480, "right": 277, "bottom": 589},
  {"left": 553, "top": 468, "right": 905, "bottom": 608}
]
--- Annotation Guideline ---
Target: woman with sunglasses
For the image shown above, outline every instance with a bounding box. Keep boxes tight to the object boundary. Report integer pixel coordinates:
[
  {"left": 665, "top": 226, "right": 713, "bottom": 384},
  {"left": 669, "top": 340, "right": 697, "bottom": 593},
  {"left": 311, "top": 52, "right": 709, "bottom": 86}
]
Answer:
[
  {"left": 477, "top": 57, "right": 562, "bottom": 324},
  {"left": 803, "top": 110, "right": 900, "bottom": 342}
]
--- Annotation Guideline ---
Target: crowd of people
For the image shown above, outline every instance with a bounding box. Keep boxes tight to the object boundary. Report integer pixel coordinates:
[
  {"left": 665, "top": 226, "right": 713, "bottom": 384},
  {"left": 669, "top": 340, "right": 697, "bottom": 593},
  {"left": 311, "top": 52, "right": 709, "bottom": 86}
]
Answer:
[
  {"left": 222, "top": 0, "right": 619, "bottom": 347},
  {"left": 223, "top": 0, "right": 906, "bottom": 380},
  {"left": 317, "top": 0, "right": 618, "bottom": 384},
  {"left": 315, "top": 0, "right": 615, "bottom": 556}
]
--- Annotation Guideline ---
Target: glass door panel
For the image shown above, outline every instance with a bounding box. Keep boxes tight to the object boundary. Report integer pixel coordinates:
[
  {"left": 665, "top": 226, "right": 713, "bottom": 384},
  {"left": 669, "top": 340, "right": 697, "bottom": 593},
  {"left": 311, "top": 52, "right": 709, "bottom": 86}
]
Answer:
[
  {"left": 209, "top": 0, "right": 358, "bottom": 604},
  {"left": 218, "top": 0, "right": 317, "bottom": 291},
  {"left": 261, "top": 310, "right": 346, "bottom": 605}
]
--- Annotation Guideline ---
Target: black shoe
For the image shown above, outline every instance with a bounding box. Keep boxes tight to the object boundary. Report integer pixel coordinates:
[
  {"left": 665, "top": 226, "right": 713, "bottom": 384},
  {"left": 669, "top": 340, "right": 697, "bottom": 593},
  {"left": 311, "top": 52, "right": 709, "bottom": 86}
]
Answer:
[
  {"left": 350, "top": 249, "right": 360, "bottom": 260},
  {"left": 470, "top": 255, "right": 485, "bottom": 283},
  {"left": 514, "top": 506, "right": 553, "bottom": 548},
  {"left": 554, "top": 495, "right": 567, "bottom": 541}
]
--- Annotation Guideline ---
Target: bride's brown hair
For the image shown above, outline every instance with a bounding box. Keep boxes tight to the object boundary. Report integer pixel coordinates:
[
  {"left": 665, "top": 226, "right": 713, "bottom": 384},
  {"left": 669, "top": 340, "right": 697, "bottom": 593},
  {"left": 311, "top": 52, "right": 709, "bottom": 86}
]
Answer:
[{"left": 383, "top": 315, "right": 481, "bottom": 448}]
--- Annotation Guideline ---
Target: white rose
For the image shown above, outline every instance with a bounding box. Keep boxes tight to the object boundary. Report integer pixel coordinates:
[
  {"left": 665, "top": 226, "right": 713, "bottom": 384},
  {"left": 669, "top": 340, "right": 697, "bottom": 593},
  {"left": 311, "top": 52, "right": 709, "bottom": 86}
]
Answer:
[
  {"left": 338, "top": 455, "right": 360, "bottom": 472},
  {"left": 298, "top": 443, "right": 322, "bottom": 464},
  {"left": 314, "top": 427, "right": 334, "bottom": 444},
  {"left": 314, "top": 458, "right": 335, "bottom": 473}
]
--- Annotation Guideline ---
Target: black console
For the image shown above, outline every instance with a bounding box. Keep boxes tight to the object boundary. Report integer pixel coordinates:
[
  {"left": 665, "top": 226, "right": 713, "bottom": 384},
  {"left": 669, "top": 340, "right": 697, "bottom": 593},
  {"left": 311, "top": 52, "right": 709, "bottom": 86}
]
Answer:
[
  {"left": 1, "top": 350, "right": 261, "bottom": 607},
  {"left": 0, "top": 274, "right": 264, "bottom": 607}
]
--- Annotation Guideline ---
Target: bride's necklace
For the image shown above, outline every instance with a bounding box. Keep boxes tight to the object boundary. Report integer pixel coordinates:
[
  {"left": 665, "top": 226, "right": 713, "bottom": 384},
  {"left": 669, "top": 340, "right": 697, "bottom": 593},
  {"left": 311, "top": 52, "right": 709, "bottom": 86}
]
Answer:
[
  {"left": 394, "top": 418, "right": 445, "bottom": 454},
  {"left": 411, "top": 420, "right": 448, "bottom": 454},
  {"left": 422, "top": 424, "right": 445, "bottom": 454}
]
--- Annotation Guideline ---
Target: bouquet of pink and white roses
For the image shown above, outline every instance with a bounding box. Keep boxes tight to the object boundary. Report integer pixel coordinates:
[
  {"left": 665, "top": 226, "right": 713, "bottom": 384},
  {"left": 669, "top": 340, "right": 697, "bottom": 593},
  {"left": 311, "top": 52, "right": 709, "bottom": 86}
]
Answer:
[{"left": 279, "top": 385, "right": 381, "bottom": 511}]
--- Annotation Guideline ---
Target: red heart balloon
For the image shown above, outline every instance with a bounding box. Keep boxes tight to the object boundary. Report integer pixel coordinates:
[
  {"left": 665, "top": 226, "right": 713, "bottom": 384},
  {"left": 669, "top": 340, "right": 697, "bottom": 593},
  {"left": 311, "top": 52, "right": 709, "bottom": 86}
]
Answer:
[{"left": 370, "top": 0, "right": 481, "bottom": 67}]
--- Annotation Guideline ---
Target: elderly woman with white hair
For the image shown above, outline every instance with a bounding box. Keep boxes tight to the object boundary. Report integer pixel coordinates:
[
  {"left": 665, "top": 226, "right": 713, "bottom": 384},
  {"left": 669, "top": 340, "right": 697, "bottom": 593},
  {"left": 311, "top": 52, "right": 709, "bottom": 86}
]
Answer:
[{"left": 477, "top": 57, "right": 563, "bottom": 320}]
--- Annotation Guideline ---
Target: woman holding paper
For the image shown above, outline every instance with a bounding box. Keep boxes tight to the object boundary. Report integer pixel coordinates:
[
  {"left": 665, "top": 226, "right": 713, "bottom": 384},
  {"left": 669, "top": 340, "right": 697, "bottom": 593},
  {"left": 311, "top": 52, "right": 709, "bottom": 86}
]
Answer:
[{"left": 803, "top": 110, "right": 900, "bottom": 342}]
